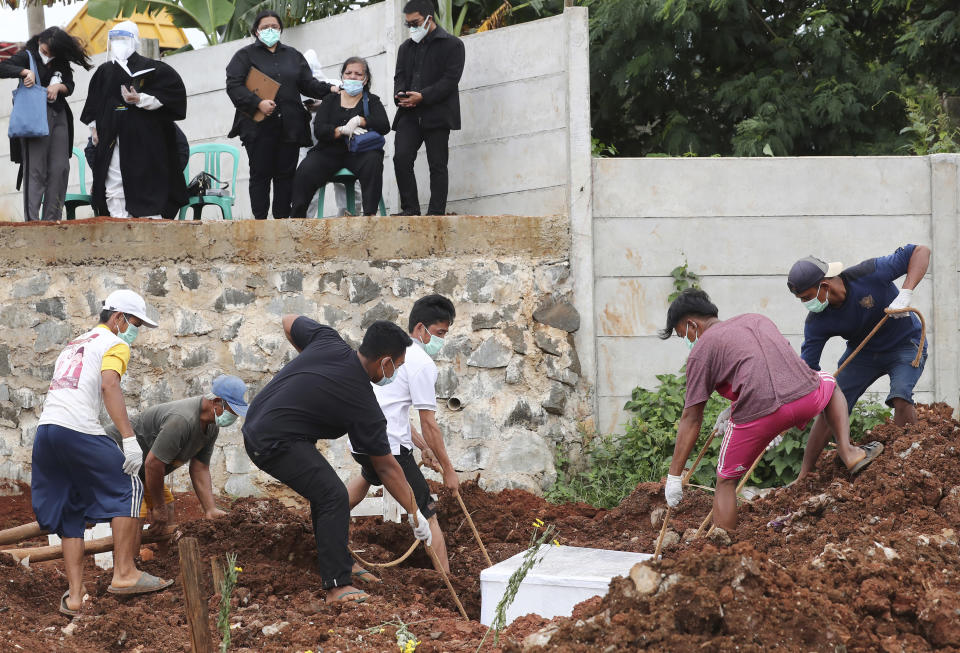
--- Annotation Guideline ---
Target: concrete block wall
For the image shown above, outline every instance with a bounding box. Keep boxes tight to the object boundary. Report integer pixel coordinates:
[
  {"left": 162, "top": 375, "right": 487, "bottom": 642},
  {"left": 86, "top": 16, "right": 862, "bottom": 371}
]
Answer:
[
  {"left": 0, "top": 217, "right": 591, "bottom": 495},
  {"left": 589, "top": 155, "right": 960, "bottom": 435},
  {"left": 0, "top": 5, "right": 586, "bottom": 220}
]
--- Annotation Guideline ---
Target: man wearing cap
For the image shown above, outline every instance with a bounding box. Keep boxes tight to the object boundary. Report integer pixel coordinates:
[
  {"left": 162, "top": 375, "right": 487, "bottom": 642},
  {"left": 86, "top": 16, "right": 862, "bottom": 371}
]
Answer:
[
  {"left": 106, "top": 375, "right": 249, "bottom": 557},
  {"left": 33, "top": 290, "right": 172, "bottom": 617},
  {"left": 80, "top": 20, "right": 187, "bottom": 219},
  {"left": 787, "top": 245, "right": 931, "bottom": 478}
]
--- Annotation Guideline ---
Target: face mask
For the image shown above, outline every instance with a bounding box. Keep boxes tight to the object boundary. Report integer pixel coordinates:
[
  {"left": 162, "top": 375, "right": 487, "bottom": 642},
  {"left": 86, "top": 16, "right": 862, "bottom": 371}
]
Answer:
[
  {"left": 109, "top": 38, "right": 136, "bottom": 63},
  {"left": 258, "top": 28, "right": 281, "bottom": 47},
  {"left": 215, "top": 402, "right": 238, "bottom": 427},
  {"left": 375, "top": 357, "right": 397, "bottom": 386},
  {"left": 419, "top": 329, "right": 444, "bottom": 358},
  {"left": 684, "top": 322, "right": 698, "bottom": 351},
  {"left": 342, "top": 79, "right": 364, "bottom": 96},
  {"left": 117, "top": 315, "right": 139, "bottom": 346},
  {"left": 803, "top": 286, "right": 830, "bottom": 313},
  {"left": 39, "top": 51, "right": 53, "bottom": 65},
  {"left": 409, "top": 16, "right": 431, "bottom": 43}
]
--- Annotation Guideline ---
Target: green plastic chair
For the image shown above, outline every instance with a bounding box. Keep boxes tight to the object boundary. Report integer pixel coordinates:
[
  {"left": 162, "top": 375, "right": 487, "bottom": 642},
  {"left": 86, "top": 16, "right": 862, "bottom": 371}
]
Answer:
[
  {"left": 179, "top": 143, "right": 240, "bottom": 220},
  {"left": 315, "top": 167, "right": 387, "bottom": 217},
  {"left": 63, "top": 147, "right": 92, "bottom": 220}
]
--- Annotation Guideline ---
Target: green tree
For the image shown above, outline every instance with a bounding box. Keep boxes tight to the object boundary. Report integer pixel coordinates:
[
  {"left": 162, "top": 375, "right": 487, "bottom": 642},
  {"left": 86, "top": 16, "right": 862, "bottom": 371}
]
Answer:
[{"left": 586, "top": 0, "right": 960, "bottom": 157}]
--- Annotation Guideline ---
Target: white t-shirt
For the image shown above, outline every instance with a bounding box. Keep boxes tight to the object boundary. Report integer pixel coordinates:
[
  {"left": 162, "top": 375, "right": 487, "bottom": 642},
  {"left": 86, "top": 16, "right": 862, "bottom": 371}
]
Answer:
[
  {"left": 39, "top": 326, "right": 129, "bottom": 436},
  {"left": 369, "top": 342, "right": 438, "bottom": 455}
]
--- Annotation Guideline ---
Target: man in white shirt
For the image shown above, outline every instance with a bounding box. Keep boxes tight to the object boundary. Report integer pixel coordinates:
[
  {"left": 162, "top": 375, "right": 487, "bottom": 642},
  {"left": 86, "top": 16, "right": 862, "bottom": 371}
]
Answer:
[{"left": 347, "top": 294, "right": 459, "bottom": 573}]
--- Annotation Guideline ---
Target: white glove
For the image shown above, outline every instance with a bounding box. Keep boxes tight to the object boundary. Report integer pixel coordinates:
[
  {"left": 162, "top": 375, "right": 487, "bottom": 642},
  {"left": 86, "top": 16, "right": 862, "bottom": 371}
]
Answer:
[
  {"left": 765, "top": 434, "right": 784, "bottom": 452},
  {"left": 665, "top": 474, "right": 683, "bottom": 507},
  {"left": 353, "top": 127, "right": 368, "bottom": 135},
  {"left": 713, "top": 405, "right": 731, "bottom": 435},
  {"left": 408, "top": 510, "right": 433, "bottom": 546},
  {"left": 887, "top": 288, "right": 913, "bottom": 317},
  {"left": 121, "top": 437, "right": 143, "bottom": 476},
  {"left": 339, "top": 122, "right": 357, "bottom": 138}
]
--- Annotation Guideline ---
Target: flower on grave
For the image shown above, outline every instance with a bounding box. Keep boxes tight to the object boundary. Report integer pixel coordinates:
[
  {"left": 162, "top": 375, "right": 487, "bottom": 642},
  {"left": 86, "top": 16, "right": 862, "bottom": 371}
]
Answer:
[
  {"left": 553, "top": 539, "right": 560, "bottom": 546},
  {"left": 234, "top": 566, "right": 243, "bottom": 572},
  {"left": 402, "top": 639, "right": 420, "bottom": 653},
  {"left": 532, "top": 518, "right": 544, "bottom": 529}
]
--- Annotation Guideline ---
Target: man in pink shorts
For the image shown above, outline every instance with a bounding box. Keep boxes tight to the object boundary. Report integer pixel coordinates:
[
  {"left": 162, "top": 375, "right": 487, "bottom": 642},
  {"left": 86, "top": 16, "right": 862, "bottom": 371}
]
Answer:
[{"left": 660, "top": 289, "right": 883, "bottom": 532}]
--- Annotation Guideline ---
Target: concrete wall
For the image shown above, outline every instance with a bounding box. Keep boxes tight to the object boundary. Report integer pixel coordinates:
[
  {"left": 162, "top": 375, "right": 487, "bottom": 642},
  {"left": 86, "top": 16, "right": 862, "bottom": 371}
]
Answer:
[
  {"left": 0, "top": 217, "right": 590, "bottom": 495},
  {"left": 0, "top": 5, "right": 587, "bottom": 220},
  {"left": 589, "top": 155, "right": 960, "bottom": 434}
]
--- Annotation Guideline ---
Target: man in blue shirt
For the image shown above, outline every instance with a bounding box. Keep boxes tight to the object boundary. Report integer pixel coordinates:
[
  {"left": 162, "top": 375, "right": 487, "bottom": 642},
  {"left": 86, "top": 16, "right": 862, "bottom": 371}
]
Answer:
[{"left": 786, "top": 245, "right": 930, "bottom": 479}]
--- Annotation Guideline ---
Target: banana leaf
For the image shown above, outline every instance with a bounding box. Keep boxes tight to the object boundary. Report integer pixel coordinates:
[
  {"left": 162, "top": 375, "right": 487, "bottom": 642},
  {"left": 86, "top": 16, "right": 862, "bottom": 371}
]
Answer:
[{"left": 87, "top": 0, "right": 237, "bottom": 44}]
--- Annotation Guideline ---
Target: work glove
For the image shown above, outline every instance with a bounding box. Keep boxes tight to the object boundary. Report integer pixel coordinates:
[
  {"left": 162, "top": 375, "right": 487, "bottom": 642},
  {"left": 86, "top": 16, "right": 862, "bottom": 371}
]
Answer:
[
  {"left": 765, "top": 434, "right": 784, "bottom": 452},
  {"left": 121, "top": 437, "right": 143, "bottom": 476},
  {"left": 887, "top": 288, "right": 913, "bottom": 317},
  {"left": 409, "top": 509, "right": 433, "bottom": 547},
  {"left": 665, "top": 474, "right": 683, "bottom": 507},
  {"left": 713, "top": 405, "right": 732, "bottom": 435}
]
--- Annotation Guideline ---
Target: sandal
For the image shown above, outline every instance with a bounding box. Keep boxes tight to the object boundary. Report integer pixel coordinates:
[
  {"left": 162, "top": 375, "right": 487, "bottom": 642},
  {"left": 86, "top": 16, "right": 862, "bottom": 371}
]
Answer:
[
  {"left": 352, "top": 568, "right": 381, "bottom": 584},
  {"left": 327, "top": 589, "right": 368, "bottom": 604},
  {"left": 59, "top": 590, "right": 88, "bottom": 617},
  {"left": 107, "top": 572, "right": 174, "bottom": 596},
  {"left": 847, "top": 441, "right": 884, "bottom": 476}
]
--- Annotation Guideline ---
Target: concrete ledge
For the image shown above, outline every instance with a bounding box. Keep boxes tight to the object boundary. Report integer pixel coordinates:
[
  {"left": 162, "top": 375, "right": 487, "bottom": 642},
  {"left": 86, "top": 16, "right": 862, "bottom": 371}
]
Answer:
[{"left": 0, "top": 215, "right": 569, "bottom": 266}]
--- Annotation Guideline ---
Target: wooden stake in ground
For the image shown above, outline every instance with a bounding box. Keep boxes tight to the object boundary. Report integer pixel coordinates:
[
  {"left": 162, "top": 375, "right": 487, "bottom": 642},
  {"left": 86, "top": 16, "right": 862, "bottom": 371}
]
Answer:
[
  {"left": 0, "top": 525, "right": 176, "bottom": 564},
  {"left": 178, "top": 537, "right": 214, "bottom": 653},
  {"left": 455, "top": 491, "right": 492, "bottom": 568},
  {"left": 425, "top": 544, "right": 468, "bottom": 619}
]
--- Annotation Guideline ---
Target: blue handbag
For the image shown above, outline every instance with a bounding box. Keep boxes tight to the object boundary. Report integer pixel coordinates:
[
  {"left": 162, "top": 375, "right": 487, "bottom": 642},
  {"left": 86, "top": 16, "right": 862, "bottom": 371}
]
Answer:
[
  {"left": 8, "top": 51, "right": 49, "bottom": 139},
  {"left": 347, "top": 92, "right": 385, "bottom": 153}
]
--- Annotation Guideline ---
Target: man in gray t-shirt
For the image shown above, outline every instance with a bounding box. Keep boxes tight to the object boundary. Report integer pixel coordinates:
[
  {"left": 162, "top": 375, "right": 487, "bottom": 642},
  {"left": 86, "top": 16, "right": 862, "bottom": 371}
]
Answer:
[{"left": 106, "top": 375, "right": 248, "bottom": 553}]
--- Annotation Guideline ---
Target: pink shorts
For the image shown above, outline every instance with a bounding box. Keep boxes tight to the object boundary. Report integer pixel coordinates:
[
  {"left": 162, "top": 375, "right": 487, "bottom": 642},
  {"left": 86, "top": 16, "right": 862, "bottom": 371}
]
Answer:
[{"left": 716, "top": 372, "right": 836, "bottom": 479}]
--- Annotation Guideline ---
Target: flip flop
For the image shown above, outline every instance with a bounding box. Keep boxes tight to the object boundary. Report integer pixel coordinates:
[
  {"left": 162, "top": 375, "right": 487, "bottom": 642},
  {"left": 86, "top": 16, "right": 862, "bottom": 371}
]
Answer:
[
  {"left": 847, "top": 441, "right": 884, "bottom": 476},
  {"left": 107, "top": 572, "right": 174, "bottom": 596},
  {"left": 327, "top": 589, "right": 368, "bottom": 604},
  {"left": 352, "top": 568, "right": 382, "bottom": 584},
  {"left": 59, "top": 590, "right": 83, "bottom": 617}
]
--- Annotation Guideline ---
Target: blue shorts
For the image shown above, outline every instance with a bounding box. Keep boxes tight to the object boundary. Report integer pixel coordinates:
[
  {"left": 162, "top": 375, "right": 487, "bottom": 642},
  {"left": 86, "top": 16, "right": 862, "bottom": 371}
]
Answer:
[
  {"left": 835, "top": 338, "right": 927, "bottom": 412},
  {"left": 31, "top": 424, "right": 143, "bottom": 538}
]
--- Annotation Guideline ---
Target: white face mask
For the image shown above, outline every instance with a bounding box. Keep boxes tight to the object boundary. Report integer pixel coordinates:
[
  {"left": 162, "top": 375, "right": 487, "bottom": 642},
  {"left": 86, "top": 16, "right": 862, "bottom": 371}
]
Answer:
[
  {"left": 39, "top": 51, "right": 53, "bottom": 65},
  {"left": 109, "top": 38, "right": 137, "bottom": 64},
  {"left": 409, "top": 15, "right": 431, "bottom": 43}
]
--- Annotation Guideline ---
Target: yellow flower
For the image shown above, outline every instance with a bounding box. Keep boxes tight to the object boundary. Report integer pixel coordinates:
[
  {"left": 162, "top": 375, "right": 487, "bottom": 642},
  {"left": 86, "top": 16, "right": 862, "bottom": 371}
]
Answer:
[
  {"left": 553, "top": 539, "right": 560, "bottom": 546},
  {"left": 234, "top": 566, "right": 243, "bottom": 572},
  {"left": 327, "top": 629, "right": 335, "bottom": 634},
  {"left": 532, "top": 518, "right": 544, "bottom": 528}
]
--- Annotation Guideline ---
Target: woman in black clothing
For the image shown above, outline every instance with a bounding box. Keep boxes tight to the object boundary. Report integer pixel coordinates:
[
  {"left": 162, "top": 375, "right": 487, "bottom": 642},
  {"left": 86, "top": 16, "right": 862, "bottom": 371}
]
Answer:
[
  {"left": 0, "top": 27, "right": 91, "bottom": 221},
  {"left": 225, "top": 10, "right": 335, "bottom": 220},
  {"left": 290, "top": 57, "right": 389, "bottom": 217}
]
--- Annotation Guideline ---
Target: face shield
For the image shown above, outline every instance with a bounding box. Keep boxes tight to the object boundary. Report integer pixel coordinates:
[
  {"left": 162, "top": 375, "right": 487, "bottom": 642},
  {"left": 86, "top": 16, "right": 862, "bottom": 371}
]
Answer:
[{"left": 108, "top": 26, "right": 139, "bottom": 64}]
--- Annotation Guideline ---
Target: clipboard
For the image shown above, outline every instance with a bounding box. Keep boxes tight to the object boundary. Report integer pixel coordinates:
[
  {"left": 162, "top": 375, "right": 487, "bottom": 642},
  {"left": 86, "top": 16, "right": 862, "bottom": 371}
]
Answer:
[{"left": 246, "top": 67, "right": 280, "bottom": 122}]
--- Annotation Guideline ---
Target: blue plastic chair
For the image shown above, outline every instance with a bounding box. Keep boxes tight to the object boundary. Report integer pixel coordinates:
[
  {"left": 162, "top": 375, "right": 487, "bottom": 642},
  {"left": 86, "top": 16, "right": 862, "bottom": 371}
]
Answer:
[
  {"left": 63, "top": 146, "right": 92, "bottom": 220},
  {"left": 179, "top": 143, "right": 240, "bottom": 220},
  {"left": 315, "top": 167, "right": 387, "bottom": 217}
]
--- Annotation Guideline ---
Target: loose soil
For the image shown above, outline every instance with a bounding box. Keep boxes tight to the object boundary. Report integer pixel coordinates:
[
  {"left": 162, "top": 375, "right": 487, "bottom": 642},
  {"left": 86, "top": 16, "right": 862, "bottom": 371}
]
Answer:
[{"left": 1, "top": 403, "right": 958, "bottom": 651}]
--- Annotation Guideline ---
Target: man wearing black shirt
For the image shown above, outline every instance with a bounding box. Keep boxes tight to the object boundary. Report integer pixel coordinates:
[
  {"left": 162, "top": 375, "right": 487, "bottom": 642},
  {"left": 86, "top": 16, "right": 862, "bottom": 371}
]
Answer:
[
  {"left": 392, "top": 0, "right": 465, "bottom": 216},
  {"left": 243, "top": 316, "right": 431, "bottom": 604}
]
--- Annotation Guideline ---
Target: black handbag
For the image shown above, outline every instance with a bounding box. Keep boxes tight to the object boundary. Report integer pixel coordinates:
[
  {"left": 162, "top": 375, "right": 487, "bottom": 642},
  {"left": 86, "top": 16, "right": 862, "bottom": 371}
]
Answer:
[
  {"left": 347, "top": 93, "right": 386, "bottom": 153},
  {"left": 186, "top": 171, "right": 229, "bottom": 197}
]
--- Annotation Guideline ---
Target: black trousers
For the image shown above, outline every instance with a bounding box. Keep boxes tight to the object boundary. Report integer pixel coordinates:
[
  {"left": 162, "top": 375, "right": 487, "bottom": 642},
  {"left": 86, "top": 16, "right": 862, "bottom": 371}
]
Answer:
[
  {"left": 245, "top": 439, "right": 352, "bottom": 589},
  {"left": 290, "top": 146, "right": 384, "bottom": 217},
  {"left": 393, "top": 114, "right": 450, "bottom": 215},
  {"left": 243, "top": 118, "right": 300, "bottom": 219}
]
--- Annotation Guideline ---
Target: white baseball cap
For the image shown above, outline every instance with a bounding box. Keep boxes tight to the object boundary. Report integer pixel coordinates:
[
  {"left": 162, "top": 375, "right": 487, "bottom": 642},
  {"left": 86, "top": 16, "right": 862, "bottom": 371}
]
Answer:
[{"left": 102, "top": 289, "right": 159, "bottom": 328}]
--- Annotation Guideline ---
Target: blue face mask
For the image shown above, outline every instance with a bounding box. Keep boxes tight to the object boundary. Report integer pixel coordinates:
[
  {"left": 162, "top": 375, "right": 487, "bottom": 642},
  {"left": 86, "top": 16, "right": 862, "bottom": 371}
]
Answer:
[
  {"left": 118, "top": 315, "right": 139, "bottom": 346},
  {"left": 419, "top": 329, "right": 444, "bottom": 358},
  {"left": 215, "top": 402, "right": 238, "bottom": 427},
  {"left": 258, "top": 28, "right": 281, "bottom": 47},
  {"left": 684, "top": 322, "right": 698, "bottom": 351},
  {"left": 803, "top": 285, "right": 829, "bottom": 313},
  {"left": 342, "top": 79, "right": 364, "bottom": 96},
  {"left": 375, "top": 357, "right": 397, "bottom": 386}
]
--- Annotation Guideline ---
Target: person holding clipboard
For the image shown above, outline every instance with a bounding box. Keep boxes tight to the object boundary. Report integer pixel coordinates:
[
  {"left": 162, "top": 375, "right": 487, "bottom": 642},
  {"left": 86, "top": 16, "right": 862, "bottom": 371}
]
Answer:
[{"left": 225, "top": 10, "right": 336, "bottom": 220}]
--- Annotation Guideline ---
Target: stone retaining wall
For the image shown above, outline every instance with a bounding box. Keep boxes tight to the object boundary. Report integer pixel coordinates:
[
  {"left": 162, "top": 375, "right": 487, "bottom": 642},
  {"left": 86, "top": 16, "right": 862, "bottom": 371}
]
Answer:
[{"left": 0, "top": 217, "right": 591, "bottom": 495}]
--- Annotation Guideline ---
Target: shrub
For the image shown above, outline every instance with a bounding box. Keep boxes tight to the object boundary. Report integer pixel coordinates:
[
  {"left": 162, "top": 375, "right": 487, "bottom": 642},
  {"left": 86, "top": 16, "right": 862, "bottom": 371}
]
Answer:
[{"left": 546, "top": 370, "right": 891, "bottom": 508}]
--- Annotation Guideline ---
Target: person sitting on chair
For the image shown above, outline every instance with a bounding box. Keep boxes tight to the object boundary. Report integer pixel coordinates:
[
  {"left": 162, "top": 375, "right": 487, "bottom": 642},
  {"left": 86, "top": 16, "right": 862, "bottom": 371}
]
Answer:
[{"left": 290, "top": 56, "right": 389, "bottom": 217}]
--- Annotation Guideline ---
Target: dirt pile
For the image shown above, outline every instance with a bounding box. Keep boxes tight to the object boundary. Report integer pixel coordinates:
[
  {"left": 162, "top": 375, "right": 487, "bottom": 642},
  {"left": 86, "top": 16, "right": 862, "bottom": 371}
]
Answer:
[
  {"left": 518, "top": 403, "right": 960, "bottom": 652},
  {"left": 0, "top": 404, "right": 956, "bottom": 652}
]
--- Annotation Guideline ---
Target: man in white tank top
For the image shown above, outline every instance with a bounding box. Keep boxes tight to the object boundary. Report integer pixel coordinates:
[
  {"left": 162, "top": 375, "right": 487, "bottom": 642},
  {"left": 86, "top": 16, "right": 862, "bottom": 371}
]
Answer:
[{"left": 33, "top": 289, "right": 173, "bottom": 616}]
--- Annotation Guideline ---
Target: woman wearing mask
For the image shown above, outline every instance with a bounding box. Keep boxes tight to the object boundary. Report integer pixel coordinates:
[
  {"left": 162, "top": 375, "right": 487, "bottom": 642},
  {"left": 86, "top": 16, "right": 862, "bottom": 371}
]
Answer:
[
  {"left": 0, "top": 27, "right": 91, "bottom": 221},
  {"left": 659, "top": 289, "right": 883, "bottom": 533},
  {"left": 225, "top": 11, "right": 336, "bottom": 220},
  {"left": 290, "top": 57, "right": 389, "bottom": 217}
]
